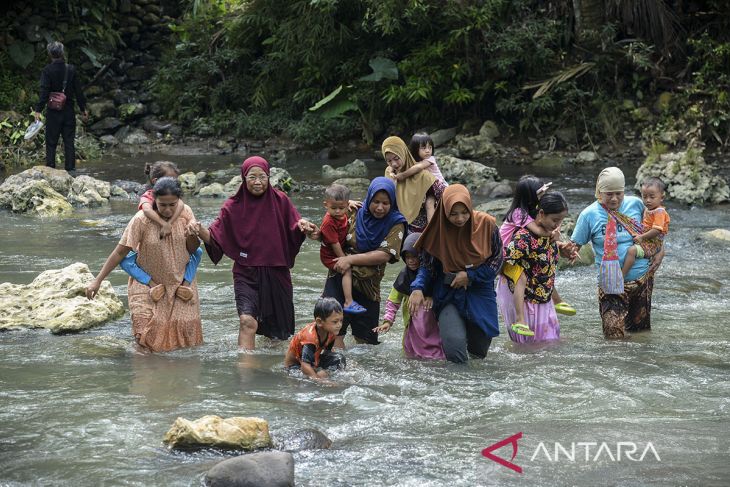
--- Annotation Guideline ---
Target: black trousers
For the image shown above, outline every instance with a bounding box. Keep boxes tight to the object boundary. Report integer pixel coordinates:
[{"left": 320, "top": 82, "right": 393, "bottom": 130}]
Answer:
[{"left": 45, "top": 107, "right": 76, "bottom": 170}]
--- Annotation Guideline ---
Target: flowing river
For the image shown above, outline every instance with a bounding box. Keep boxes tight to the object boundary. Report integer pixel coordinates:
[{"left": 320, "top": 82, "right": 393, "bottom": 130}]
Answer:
[{"left": 1, "top": 151, "right": 728, "bottom": 486}]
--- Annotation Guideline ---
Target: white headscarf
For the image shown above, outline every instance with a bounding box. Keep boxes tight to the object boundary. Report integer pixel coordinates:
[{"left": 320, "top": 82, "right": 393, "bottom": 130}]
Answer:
[{"left": 595, "top": 167, "right": 625, "bottom": 199}]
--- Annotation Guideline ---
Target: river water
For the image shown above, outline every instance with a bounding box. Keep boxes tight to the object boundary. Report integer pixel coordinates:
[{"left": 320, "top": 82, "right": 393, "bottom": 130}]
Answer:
[{"left": 1, "top": 151, "right": 728, "bottom": 486}]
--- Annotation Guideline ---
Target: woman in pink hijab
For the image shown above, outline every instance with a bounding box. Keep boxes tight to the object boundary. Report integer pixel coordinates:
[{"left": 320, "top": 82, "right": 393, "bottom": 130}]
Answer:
[{"left": 190, "top": 156, "right": 318, "bottom": 350}]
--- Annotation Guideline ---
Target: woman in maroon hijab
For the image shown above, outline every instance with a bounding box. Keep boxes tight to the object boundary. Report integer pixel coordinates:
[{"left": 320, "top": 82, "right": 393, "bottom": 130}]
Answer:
[{"left": 190, "top": 156, "right": 317, "bottom": 350}]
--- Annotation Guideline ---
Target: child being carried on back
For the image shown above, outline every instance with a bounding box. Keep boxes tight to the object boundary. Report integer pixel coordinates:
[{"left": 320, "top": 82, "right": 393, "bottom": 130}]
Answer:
[
  {"left": 119, "top": 161, "right": 202, "bottom": 302},
  {"left": 392, "top": 132, "right": 447, "bottom": 185},
  {"left": 285, "top": 297, "right": 346, "bottom": 382},
  {"left": 501, "top": 176, "right": 576, "bottom": 329},
  {"left": 319, "top": 183, "right": 366, "bottom": 314}
]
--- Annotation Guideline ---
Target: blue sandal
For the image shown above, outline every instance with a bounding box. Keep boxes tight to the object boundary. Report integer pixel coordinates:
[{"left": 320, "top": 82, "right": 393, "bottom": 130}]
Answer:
[{"left": 343, "top": 301, "right": 367, "bottom": 314}]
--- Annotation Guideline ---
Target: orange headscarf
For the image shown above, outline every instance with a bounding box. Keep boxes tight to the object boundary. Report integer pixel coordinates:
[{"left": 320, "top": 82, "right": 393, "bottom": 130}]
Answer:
[
  {"left": 382, "top": 136, "right": 436, "bottom": 223},
  {"left": 415, "top": 184, "right": 496, "bottom": 273}
]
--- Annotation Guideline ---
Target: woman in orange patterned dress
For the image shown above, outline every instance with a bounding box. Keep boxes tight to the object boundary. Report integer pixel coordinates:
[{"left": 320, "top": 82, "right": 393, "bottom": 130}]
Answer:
[{"left": 86, "top": 177, "right": 203, "bottom": 352}]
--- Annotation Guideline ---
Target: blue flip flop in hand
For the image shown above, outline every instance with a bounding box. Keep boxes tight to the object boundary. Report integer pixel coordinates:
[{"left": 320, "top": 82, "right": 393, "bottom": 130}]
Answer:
[{"left": 343, "top": 301, "right": 367, "bottom": 314}]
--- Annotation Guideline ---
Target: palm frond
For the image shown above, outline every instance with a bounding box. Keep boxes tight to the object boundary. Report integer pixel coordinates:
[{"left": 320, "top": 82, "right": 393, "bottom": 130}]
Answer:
[
  {"left": 607, "top": 0, "right": 683, "bottom": 56},
  {"left": 523, "top": 62, "right": 596, "bottom": 99}
]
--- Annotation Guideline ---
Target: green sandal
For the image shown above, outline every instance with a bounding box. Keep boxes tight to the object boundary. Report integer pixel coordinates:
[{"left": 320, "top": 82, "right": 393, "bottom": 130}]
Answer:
[
  {"left": 511, "top": 323, "right": 535, "bottom": 337},
  {"left": 554, "top": 302, "right": 576, "bottom": 316}
]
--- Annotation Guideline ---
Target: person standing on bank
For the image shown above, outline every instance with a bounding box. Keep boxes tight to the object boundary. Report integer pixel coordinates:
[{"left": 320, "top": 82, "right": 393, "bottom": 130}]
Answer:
[
  {"left": 34, "top": 41, "right": 88, "bottom": 172},
  {"left": 409, "top": 184, "right": 503, "bottom": 364}
]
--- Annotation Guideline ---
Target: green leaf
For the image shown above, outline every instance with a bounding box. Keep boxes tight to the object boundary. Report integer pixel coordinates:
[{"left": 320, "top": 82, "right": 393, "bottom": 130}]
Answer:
[
  {"left": 318, "top": 99, "right": 358, "bottom": 119},
  {"left": 358, "top": 57, "right": 398, "bottom": 82},
  {"left": 79, "top": 47, "right": 102, "bottom": 68},
  {"left": 309, "top": 85, "right": 345, "bottom": 111},
  {"left": 8, "top": 42, "right": 35, "bottom": 69}
]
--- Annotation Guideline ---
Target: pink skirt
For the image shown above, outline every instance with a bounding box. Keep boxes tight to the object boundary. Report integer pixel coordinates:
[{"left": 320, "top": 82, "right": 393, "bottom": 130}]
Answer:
[
  {"left": 403, "top": 307, "right": 445, "bottom": 360},
  {"left": 496, "top": 277, "right": 560, "bottom": 343}
]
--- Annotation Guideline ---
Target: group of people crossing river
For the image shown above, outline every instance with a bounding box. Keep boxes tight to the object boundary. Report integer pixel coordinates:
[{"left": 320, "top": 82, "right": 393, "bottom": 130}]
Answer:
[{"left": 85, "top": 132, "right": 668, "bottom": 382}]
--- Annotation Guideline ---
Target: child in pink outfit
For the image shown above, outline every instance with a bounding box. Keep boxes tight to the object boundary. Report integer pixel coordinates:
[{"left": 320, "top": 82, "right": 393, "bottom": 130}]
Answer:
[{"left": 392, "top": 132, "right": 447, "bottom": 185}]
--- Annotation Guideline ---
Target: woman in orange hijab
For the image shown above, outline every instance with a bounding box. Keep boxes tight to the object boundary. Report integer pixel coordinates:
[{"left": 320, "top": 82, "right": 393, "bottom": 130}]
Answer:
[{"left": 409, "top": 185, "right": 503, "bottom": 363}]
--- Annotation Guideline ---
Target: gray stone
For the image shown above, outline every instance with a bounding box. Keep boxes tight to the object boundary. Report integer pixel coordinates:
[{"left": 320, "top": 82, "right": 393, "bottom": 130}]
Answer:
[
  {"left": 110, "top": 185, "right": 131, "bottom": 198},
  {"left": 274, "top": 428, "right": 332, "bottom": 452},
  {"left": 205, "top": 452, "right": 294, "bottom": 487},
  {"left": 90, "top": 117, "right": 123, "bottom": 133},
  {"left": 475, "top": 180, "right": 512, "bottom": 198},
  {"left": 635, "top": 147, "right": 730, "bottom": 205},
  {"left": 119, "top": 129, "right": 151, "bottom": 145},
  {"left": 142, "top": 117, "right": 173, "bottom": 133},
  {"left": 178, "top": 172, "right": 199, "bottom": 195},
  {"left": 223, "top": 176, "right": 242, "bottom": 195},
  {"left": 100, "top": 135, "right": 119, "bottom": 147},
  {"left": 198, "top": 183, "right": 227, "bottom": 198},
  {"left": 454, "top": 133, "right": 497, "bottom": 159},
  {"left": 322, "top": 159, "right": 368, "bottom": 179},
  {"left": 575, "top": 151, "right": 599, "bottom": 164},
  {"left": 87, "top": 100, "right": 117, "bottom": 120},
  {"left": 333, "top": 177, "right": 371, "bottom": 192},
  {"left": 430, "top": 127, "right": 458, "bottom": 147},
  {"left": 0, "top": 165, "right": 74, "bottom": 195},
  {"left": 111, "top": 180, "right": 145, "bottom": 195},
  {"left": 478, "top": 120, "right": 500, "bottom": 140},
  {"left": 438, "top": 154, "right": 499, "bottom": 191},
  {"left": 558, "top": 242, "right": 595, "bottom": 270},
  {"left": 700, "top": 229, "right": 730, "bottom": 243},
  {"left": 67, "top": 175, "right": 111, "bottom": 207},
  {"left": 475, "top": 199, "right": 511, "bottom": 222},
  {"left": 270, "top": 167, "right": 297, "bottom": 193},
  {"left": 164, "top": 416, "right": 273, "bottom": 451}
]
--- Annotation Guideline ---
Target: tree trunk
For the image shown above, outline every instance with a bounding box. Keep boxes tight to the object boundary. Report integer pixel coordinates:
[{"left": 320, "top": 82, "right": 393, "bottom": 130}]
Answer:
[{"left": 573, "top": 0, "right": 605, "bottom": 39}]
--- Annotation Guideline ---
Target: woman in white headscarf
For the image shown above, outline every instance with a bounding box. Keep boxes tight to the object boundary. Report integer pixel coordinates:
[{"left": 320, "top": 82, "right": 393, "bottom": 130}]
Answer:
[{"left": 569, "top": 167, "right": 664, "bottom": 338}]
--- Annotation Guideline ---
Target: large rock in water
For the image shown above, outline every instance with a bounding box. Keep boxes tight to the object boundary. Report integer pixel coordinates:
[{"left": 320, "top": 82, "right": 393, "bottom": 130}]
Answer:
[
  {"left": 322, "top": 159, "right": 368, "bottom": 179},
  {"left": 635, "top": 147, "right": 730, "bottom": 205},
  {"left": 0, "top": 263, "right": 124, "bottom": 333},
  {"left": 67, "top": 175, "right": 111, "bottom": 207},
  {"left": 0, "top": 165, "right": 74, "bottom": 194},
  {"left": 700, "top": 228, "right": 730, "bottom": 243},
  {"left": 163, "top": 416, "right": 273, "bottom": 451},
  {"left": 205, "top": 452, "right": 294, "bottom": 487},
  {"left": 438, "top": 155, "right": 499, "bottom": 191},
  {"left": 274, "top": 428, "right": 332, "bottom": 452},
  {"left": 0, "top": 179, "right": 73, "bottom": 217}
]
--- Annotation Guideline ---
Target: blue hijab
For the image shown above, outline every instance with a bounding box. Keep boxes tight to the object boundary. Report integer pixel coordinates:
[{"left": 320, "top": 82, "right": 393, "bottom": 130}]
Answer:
[{"left": 355, "top": 177, "right": 407, "bottom": 252}]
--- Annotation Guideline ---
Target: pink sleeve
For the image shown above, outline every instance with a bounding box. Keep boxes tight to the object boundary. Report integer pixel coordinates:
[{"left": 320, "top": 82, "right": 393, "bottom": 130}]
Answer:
[{"left": 383, "top": 299, "right": 401, "bottom": 323}]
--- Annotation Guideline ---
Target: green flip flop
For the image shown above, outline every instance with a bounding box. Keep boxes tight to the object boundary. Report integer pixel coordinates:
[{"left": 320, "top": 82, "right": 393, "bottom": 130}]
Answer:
[
  {"left": 511, "top": 323, "right": 535, "bottom": 337},
  {"left": 555, "top": 302, "right": 576, "bottom": 316}
]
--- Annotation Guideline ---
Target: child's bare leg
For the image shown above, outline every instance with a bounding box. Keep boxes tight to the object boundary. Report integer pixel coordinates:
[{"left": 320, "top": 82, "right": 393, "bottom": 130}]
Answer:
[
  {"left": 342, "top": 268, "right": 354, "bottom": 307},
  {"left": 622, "top": 246, "right": 637, "bottom": 277},
  {"left": 513, "top": 273, "right": 527, "bottom": 324}
]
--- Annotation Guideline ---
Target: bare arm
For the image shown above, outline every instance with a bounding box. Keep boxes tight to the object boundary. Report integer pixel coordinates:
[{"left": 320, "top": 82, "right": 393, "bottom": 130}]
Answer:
[
  {"left": 86, "top": 244, "right": 133, "bottom": 299},
  {"left": 525, "top": 220, "right": 550, "bottom": 237},
  {"left": 397, "top": 160, "right": 432, "bottom": 179},
  {"left": 141, "top": 201, "right": 173, "bottom": 238},
  {"left": 330, "top": 242, "right": 346, "bottom": 258}
]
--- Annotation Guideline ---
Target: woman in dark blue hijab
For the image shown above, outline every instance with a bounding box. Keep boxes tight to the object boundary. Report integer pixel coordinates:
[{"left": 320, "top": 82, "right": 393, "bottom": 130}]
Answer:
[{"left": 323, "top": 177, "right": 407, "bottom": 346}]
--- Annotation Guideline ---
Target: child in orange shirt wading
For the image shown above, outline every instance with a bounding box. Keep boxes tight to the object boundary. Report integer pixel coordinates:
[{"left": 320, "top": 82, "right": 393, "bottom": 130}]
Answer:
[
  {"left": 622, "top": 177, "right": 670, "bottom": 277},
  {"left": 284, "top": 297, "right": 346, "bottom": 382}
]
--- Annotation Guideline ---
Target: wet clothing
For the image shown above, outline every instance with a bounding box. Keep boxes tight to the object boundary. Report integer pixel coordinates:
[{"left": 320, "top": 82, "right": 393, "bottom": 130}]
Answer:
[
  {"left": 407, "top": 179, "right": 447, "bottom": 234},
  {"left": 36, "top": 60, "right": 86, "bottom": 171},
  {"left": 320, "top": 212, "right": 349, "bottom": 270},
  {"left": 229, "top": 265, "right": 295, "bottom": 340},
  {"left": 119, "top": 206, "right": 203, "bottom": 352},
  {"left": 384, "top": 286, "right": 445, "bottom": 360},
  {"left": 287, "top": 322, "right": 337, "bottom": 368},
  {"left": 598, "top": 272, "right": 654, "bottom": 338},
  {"left": 497, "top": 228, "right": 561, "bottom": 343},
  {"left": 323, "top": 272, "right": 380, "bottom": 345}
]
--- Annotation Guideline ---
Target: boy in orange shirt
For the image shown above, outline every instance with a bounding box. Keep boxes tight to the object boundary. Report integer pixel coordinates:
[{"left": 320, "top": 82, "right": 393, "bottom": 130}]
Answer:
[
  {"left": 622, "top": 177, "right": 670, "bottom": 277},
  {"left": 285, "top": 297, "right": 346, "bottom": 381}
]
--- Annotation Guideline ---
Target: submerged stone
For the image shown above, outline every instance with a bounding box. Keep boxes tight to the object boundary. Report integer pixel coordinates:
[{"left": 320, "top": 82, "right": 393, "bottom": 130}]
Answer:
[{"left": 205, "top": 451, "right": 294, "bottom": 487}]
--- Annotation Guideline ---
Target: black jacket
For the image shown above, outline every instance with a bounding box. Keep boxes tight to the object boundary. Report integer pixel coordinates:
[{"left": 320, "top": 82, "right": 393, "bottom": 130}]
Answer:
[{"left": 36, "top": 59, "right": 87, "bottom": 113}]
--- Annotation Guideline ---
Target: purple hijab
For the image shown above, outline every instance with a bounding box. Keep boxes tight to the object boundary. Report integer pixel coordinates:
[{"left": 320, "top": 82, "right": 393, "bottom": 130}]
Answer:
[
  {"left": 355, "top": 177, "right": 407, "bottom": 252},
  {"left": 208, "top": 156, "right": 305, "bottom": 268}
]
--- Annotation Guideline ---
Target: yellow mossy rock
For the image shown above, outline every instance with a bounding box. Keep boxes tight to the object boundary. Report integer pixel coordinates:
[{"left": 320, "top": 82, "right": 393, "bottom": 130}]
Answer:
[{"left": 163, "top": 415, "right": 273, "bottom": 450}]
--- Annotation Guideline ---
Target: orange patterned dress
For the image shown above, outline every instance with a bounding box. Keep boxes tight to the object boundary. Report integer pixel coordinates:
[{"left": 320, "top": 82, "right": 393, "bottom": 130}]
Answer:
[{"left": 119, "top": 205, "right": 203, "bottom": 352}]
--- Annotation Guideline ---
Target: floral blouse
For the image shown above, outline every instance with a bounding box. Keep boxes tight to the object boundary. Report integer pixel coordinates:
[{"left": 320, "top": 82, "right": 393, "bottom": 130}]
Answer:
[
  {"left": 505, "top": 228, "right": 559, "bottom": 304},
  {"left": 326, "top": 210, "right": 405, "bottom": 302}
]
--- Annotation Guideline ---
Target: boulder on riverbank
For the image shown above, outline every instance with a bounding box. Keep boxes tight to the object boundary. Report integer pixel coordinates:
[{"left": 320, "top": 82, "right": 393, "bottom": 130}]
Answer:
[
  {"left": 322, "top": 159, "right": 368, "bottom": 179},
  {"left": 205, "top": 451, "right": 294, "bottom": 487},
  {"left": 199, "top": 167, "right": 297, "bottom": 197},
  {"left": 700, "top": 228, "right": 730, "bottom": 243},
  {"left": 635, "top": 147, "right": 730, "bottom": 205},
  {"left": 0, "top": 263, "right": 124, "bottom": 333},
  {"left": 0, "top": 166, "right": 118, "bottom": 215},
  {"left": 163, "top": 416, "right": 273, "bottom": 451},
  {"left": 439, "top": 155, "right": 499, "bottom": 191}
]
